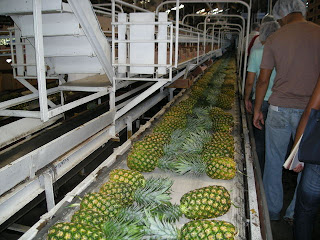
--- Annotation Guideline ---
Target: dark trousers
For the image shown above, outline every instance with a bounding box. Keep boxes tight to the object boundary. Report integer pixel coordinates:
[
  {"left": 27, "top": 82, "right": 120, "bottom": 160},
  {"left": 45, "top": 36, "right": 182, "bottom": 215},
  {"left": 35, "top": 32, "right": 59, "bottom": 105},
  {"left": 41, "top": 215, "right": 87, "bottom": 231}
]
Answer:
[{"left": 294, "top": 163, "right": 320, "bottom": 240}]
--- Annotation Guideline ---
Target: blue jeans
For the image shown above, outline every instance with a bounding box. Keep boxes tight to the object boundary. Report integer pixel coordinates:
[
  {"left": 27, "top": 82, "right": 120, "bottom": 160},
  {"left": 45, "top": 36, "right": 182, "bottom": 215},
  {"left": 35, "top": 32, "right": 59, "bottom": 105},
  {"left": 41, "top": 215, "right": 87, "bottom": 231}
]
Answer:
[
  {"left": 294, "top": 164, "right": 320, "bottom": 240},
  {"left": 263, "top": 105, "right": 304, "bottom": 220},
  {"left": 252, "top": 100, "right": 269, "bottom": 175}
]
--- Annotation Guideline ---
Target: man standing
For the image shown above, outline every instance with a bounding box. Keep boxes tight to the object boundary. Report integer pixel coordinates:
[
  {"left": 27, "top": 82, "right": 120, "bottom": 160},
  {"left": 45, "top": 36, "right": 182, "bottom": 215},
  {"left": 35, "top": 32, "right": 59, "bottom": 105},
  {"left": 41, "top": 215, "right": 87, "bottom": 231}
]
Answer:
[{"left": 253, "top": 0, "right": 320, "bottom": 222}]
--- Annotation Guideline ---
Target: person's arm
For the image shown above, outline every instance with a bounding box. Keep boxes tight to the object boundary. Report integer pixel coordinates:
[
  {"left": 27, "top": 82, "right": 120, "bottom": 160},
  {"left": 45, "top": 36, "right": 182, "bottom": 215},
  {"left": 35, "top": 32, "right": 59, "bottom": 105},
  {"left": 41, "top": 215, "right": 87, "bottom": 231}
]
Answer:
[
  {"left": 293, "top": 75, "right": 320, "bottom": 172},
  {"left": 244, "top": 72, "right": 256, "bottom": 113},
  {"left": 253, "top": 68, "right": 272, "bottom": 129}
]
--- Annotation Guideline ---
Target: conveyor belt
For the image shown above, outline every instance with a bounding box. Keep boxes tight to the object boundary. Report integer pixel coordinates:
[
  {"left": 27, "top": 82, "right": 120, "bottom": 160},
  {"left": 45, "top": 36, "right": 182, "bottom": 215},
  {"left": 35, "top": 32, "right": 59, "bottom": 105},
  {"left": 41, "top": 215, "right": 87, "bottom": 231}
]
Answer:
[
  {"left": 0, "top": 103, "right": 109, "bottom": 168},
  {"left": 22, "top": 83, "right": 250, "bottom": 239}
]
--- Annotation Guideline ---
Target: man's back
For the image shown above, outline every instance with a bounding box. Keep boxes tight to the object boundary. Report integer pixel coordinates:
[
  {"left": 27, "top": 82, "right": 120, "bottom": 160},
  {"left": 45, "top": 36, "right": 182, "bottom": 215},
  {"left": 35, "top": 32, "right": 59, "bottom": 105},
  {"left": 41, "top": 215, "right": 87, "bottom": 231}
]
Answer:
[{"left": 261, "top": 21, "right": 320, "bottom": 109}]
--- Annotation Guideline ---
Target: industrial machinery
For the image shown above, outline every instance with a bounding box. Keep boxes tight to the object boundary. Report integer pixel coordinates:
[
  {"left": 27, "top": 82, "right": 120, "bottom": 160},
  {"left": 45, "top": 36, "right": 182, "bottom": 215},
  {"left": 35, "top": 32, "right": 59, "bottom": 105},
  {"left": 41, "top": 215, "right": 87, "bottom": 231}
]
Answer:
[{"left": 0, "top": 0, "right": 272, "bottom": 239}]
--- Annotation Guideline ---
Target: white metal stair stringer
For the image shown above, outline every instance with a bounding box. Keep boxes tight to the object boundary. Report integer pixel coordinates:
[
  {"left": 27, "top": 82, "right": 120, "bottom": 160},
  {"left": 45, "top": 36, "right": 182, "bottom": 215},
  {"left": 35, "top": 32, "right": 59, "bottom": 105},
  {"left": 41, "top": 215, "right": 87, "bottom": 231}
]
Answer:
[{"left": 68, "top": 0, "right": 114, "bottom": 82}]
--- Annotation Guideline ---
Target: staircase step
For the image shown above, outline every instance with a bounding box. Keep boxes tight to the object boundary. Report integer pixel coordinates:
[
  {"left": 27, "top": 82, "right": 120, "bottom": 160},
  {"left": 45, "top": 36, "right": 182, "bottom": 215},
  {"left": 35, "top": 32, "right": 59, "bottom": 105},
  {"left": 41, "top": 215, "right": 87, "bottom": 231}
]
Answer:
[
  {"left": 0, "top": 0, "right": 71, "bottom": 15},
  {"left": 25, "top": 36, "right": 95, "bottom": 57},
  {"left": 51, "top": 56, "right": 103, "bottom": 74},
  {"left": 11, "top": 13, "right": 84, "bottom": 37},
  {"left": 59, "top": 74, "right": 111, "bottom": 92}
]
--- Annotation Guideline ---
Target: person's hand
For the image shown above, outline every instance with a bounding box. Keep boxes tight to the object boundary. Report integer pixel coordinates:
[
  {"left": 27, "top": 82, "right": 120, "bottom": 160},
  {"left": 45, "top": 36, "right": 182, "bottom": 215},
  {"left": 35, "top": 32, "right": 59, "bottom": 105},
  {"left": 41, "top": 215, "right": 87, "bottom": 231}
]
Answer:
[
  {"left": 245, "top": 99, "right": 253, "bottom": 114},
  {"left": 293, "top": 164, "right": 304, "bottom": 173},
  {"left": 253, "top": 111, "right": 264, "bottom": 130}
]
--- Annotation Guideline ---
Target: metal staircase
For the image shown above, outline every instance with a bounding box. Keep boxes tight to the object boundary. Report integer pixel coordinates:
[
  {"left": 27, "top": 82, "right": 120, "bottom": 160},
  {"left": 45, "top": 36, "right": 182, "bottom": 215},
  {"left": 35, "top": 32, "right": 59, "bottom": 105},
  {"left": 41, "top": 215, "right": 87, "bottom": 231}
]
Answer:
[{"left": 0, "top": 0, "right": 115, "bottom": 122}]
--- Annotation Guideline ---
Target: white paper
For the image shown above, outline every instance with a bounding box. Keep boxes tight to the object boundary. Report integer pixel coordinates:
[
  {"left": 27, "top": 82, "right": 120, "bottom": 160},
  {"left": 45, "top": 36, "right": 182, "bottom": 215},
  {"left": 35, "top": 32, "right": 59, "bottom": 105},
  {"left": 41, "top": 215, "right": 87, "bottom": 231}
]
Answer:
[{"left": 283, "top": 135, "right": 304, "bottom": 170}]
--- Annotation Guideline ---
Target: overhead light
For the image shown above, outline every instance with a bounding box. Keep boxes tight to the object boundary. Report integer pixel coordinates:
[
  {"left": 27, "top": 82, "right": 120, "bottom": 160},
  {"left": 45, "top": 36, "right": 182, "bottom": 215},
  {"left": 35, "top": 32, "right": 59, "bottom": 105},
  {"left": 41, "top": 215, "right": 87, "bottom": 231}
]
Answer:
[
  {"left": 6, "top": 59, "right": 12, "bottom": 63},
  {"left": 166, "top": 9, "right": 171, "bottom": 14},
  {"left": 218, "top": 10, "right": 223, "bottom": 13},
  {"left": 196, "top": 8, "right": 206, "bottom": 14},
  {"left": 171, "top": 4, "right": 184, "bottom": 10}
]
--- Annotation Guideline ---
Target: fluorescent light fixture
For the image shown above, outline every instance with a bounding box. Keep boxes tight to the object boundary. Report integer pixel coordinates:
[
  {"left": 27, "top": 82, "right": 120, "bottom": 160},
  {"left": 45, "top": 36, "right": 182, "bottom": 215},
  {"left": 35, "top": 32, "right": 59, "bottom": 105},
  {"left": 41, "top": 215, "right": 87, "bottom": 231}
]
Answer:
[
  {"left": 196, "top": 8, "right": 206, "bottom": 14},
  {"left": 218, "top": 10, "right": 223, "bottom": 13},
  {"left": 171, "top": 4, "right": 184, "bottom": 10}
]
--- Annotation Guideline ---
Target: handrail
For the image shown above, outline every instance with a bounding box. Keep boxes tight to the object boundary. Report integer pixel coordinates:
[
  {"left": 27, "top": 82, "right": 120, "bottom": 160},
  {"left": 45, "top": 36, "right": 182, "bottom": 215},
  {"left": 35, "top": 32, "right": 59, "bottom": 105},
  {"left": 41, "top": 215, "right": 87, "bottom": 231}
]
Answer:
[
  {"left": 155, "top": 0, "right": 251, "bottom": 96},
  {"left": 93, "top": 3, "right": 124, "bottom": 12}
]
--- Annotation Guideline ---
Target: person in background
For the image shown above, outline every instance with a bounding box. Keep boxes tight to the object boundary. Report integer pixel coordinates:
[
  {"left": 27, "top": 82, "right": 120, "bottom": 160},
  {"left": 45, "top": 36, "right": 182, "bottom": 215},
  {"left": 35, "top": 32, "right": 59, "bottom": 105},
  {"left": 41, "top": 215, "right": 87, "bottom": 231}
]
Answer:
[
  {"left": 245, "top": 22, "right": 260, "bottom": 54},
  {"left": 293, "top": 76, "right": 320, "bottom": 240},
  {"left": 253, "top": 0, "right": 320, "bottom": 223},
  {"left": 249, "top": 14, "right": 276, "bottom": 55},
  {"left": 244, "top": 21, "right": 280, "bottom": 174}
]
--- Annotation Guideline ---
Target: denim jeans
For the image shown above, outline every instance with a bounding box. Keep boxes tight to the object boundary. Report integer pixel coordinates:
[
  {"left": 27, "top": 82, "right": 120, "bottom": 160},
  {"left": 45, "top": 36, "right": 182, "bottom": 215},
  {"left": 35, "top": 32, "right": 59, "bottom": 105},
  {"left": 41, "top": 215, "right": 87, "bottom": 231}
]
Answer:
[
  {"left": 263, "top": 105, "right": 304, "bottom": 220},
  {"left": 294, "top": 164, "right": 320, "bottom": 240},
  {"left": 252, "top": 100, "right": 269, "bottom": 175}
]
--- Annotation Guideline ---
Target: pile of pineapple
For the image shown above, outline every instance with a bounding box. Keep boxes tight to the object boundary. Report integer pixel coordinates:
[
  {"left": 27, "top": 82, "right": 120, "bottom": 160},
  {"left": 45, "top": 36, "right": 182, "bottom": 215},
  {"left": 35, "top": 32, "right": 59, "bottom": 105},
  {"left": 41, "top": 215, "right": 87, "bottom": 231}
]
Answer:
[{"left": 47, "top": 57, "right": 240, "bottom": 239}]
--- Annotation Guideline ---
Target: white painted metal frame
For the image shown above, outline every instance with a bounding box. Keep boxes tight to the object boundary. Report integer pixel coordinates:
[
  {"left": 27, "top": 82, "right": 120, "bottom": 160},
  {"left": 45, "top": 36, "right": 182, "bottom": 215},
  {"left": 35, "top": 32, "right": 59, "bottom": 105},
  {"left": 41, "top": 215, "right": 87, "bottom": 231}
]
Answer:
[
  {"left": 0, "top": 0, "right": 116, "bottom": 122},
  {"left": 182, "top": 13, "right": 246, "bottom": 75},
  {"left": 156, "top": 0, "right": 251, "bottom": 96},
  {"left": 0, "top": 80, "right": 169, "bottom": 225}
]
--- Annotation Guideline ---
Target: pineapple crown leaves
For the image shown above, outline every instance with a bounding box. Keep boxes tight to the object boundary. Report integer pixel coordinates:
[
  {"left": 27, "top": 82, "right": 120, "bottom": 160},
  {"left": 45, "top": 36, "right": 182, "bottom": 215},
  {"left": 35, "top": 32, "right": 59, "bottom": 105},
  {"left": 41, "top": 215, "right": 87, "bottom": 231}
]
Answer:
[
  {"left": 151, "top": 203, "right": 183, "bottom": 223},
  {"left": 158, "top": 155, "right": 177, "bottom": 171},
  {"left": 174, "top": 154, "right": 206, "bottom": 176},
  {"left": 163, "top": 143, "right": 181, "bottom": 157},
  {"left": 142, "top": 210, "right": 180, "bottom": 240},
  {"left": 113, "top": 205, "right": 146, "bottom": 225},
  {"left": 134, "top": 177, "right": 173, "bottom": 206},
  {"left": 103, "top": 218, "right": 145, "bottom": 240},
  {"left": 170, "top": 129, "right": 189, "bottom": 144},
  {"left": 181, "top": 130, "right": 212, "bottom": 154}
]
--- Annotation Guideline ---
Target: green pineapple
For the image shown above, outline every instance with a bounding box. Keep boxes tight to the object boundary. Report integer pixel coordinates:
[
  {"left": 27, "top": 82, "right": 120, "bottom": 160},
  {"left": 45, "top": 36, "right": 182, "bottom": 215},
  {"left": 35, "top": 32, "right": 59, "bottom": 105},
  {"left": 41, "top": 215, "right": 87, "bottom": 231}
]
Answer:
[
  {"left": 100, "top": 181, "right": 135, "bottom": 205},
  {"left": 180, "top": 220, "right": 237, "bottom": 240},
  {"left": 109, "top": 169, "right": 146, "bottom": 190},
  {"left": 127, "top": 147, "right": 162, "bottom": 172},
  {"left": 143, "top": 132, "right": 170, "bottom": 146},
  {"left": 202, "top": 143, "right": 234, "bottom": 160},
  {"left": 80, "top": 193, "right": 123, "bottom": 217},
  {"left": 179, "top": 185, "right": 231, "bottom": 219},
  {"left": 153, "top": 116, "right": 187, "bottom": 135},
  {"left": 212, "top": 131, "right": 234, "bottom": 144},
  {"left": 47, "top": 222, "right": 104, "bottom": 240},
  {"left": 143, "top": 211, "right": 237, "bottom": 240},
  {"left": 216, "top": 94, "right": 234, "bottom": 110},
  {"left": 206, "top": 157, "right": 237, "bottom": 180},
  {"left": 71, "top": 209, "right": 107, "bottom": 230}
]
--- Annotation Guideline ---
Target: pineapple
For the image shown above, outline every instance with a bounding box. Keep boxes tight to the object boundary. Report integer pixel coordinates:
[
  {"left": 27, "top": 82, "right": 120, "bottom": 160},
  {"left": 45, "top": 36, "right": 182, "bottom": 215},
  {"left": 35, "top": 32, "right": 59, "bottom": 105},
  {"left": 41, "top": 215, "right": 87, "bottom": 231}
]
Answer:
[
  {"left": 100, "top": 177, "right": 173, "bottom": 207},
  {"left": 180, "top": 220, "right": 237, "bottom": 240},
  {"left": 80, "top": 193, "right": 123, "bottom": 217},
  {"left": 109, "top": 169, "right": 146, "bottom": 190},
  {"left": 216, "top": 94, "right": 234, "bottom": 110},
  {"left": 143, "top": 132, "right": 170, "bottom": 146},
  {"left": 71, "top": 209, "right": 107, "bottom": 230},
  {"left": 127, "top": 147, "right": 162, "bottom": 172},
  {"left": 47, "top": 222, "right": 104, "bottom": 240},
  {"left": 143, "top": 212, "right": 237, "bottom": 240},
  {"left": 206, "top": 157, "right": 237, "bottom": 180},
  {"left": 153, "top": 116, "right": 187, "bottom": 135},
  {"left": 202, "top": 144, "right": 234, "bottom": 160},
  {"left": 212, "top": 131, "right": 234, "bottom": 144},
  {"left": 99, "top": 181, "right": 135, "bottom": 205},
  {"left": 179, "top": 185, "right": 231, "bottom": 219}
]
